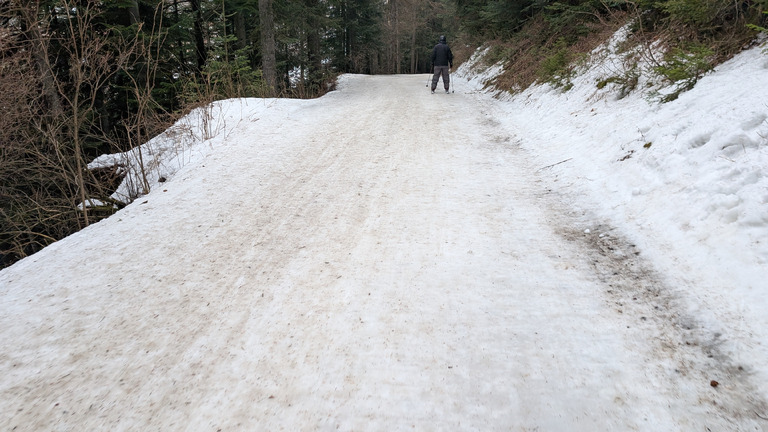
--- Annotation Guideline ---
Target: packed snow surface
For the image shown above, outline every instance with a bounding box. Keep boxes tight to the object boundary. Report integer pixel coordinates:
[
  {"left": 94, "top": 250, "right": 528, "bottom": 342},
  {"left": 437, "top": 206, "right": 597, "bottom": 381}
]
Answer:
[{"left": 2, "top": 30, "right": 768, "bottom": 430}]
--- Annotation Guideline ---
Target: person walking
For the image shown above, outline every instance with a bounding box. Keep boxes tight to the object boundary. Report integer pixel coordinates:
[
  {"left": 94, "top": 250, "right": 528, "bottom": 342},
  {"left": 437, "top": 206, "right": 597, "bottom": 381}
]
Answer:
[{"left": 430, "top": 35, "right": 453, "bottom": 94}]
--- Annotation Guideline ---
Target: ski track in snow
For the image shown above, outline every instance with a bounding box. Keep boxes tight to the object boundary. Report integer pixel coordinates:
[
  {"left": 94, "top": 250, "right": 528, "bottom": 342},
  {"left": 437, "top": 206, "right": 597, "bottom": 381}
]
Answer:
[{"left": 1, "top": 74, "right": 767, "bottom": 430}]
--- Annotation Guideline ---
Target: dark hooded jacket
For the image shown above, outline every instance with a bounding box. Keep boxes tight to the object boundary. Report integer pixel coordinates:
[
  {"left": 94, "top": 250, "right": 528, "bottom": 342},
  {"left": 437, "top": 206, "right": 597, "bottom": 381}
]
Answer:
[{"left": 431, "top": 37, "right": 453, "bottom": 68}]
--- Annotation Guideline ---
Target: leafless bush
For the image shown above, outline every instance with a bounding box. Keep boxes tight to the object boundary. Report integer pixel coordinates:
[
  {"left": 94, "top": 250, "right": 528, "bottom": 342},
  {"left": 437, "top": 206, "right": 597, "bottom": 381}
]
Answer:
[{"left": 0, "top": 0, "right": 147, "bottom": 268}]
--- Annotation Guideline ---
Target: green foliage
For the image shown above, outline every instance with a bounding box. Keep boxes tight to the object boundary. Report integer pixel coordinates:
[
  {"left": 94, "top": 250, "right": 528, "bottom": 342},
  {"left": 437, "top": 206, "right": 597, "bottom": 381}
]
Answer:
[
  {"left": 537, "top": 39, "right": 579, "bottom": 90},
  {"left": 596, "top": 68, "right": 639, "bottom": 98},
  {"left": 656, "top": 44, "right": 714, "bottom": 82},
  {"left": 747, "top": 11, "right": 768, "bottom": 34},
  {"left": 545, "top": 1, "right": 603, "bottom": 38},
  {"left": 454, "top": 0, "right": 545, "bottom": 39},
  {"left": 654, "top": 43, "right": 714, "bottom": 101},
  {"left": 661, "top": 0, "right": 724, "bottom": 27},
  {"left": 478, "top": 0, "right": 528, "bottom": 38},
  {"left": 202, "top": 34, "right": 268, "bottom": 99},
  {"left": 483, "top": 45, "right": 511, "bottom": 66},
  {"left": 656, "top": 0, "right": 766, "bottom": 36}
]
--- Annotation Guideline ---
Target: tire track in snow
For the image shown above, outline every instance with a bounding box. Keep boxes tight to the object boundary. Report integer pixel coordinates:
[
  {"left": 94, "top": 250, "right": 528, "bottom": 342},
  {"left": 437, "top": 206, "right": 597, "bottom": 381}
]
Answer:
[
  {"left": 473, "top": 93, "right": 768, "bottom": 428},
  {"left": 558, "top": 220, "right": 768, "bottom": 428}
]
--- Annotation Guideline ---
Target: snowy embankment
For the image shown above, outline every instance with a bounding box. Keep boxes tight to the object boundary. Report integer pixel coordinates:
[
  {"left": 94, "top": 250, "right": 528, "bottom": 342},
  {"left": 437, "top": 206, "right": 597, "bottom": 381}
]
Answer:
[
  {"left": 457, "top": 29, "right": 768, "bottom": 384},
  {"left": 88, "top": 101, "right": 281, "bottom": 203},
  {"left": 459, "top": 30, "right": 768, "bottom": 273}
]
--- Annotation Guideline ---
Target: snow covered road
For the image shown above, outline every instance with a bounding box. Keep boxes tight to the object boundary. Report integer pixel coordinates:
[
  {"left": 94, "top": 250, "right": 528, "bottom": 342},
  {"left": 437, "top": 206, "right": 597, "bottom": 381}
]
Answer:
[{"left": 1, "top": 74, "right": 766, "bottom": 430}]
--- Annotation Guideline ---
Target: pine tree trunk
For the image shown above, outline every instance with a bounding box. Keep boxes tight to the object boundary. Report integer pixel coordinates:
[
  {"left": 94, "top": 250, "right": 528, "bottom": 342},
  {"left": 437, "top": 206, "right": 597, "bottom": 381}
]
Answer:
[
  {"left": 410, "top": 26, "right": 417, "bottom": 73},
  {"left": 234, "top": 10, "right": 247, "bottom": 50},
  {"left": 127, "top": 0, "right": 140, "bottom": 25},
  {"left": 305, "top": 0, "right": 322, "bottom": 82},
  {"left": 394, "top": 0, "right": 401, "bottom": 74},
  {"left": 190, "top": 0, "right": 207, "bottom": 72},
  {"left": 259, "top": 0, "right": 277, "bottom": 94},
  {"left": 173, "top": 0, "right": 187, "bottom": 73},
  {"left": 23, "top": 6, "right": 62, "bottom": 117}
]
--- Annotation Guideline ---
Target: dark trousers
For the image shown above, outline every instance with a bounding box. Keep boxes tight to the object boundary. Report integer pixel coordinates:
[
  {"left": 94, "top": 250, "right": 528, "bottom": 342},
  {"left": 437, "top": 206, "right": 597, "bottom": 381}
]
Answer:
[{"left": 431, "top": 66, "right": 450, "bottom": 91}]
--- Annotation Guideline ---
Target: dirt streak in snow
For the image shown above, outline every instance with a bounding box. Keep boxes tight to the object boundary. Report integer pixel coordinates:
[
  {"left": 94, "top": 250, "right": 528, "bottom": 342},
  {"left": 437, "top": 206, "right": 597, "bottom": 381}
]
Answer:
[{"left": 1, "top": 74, "right": 766, "bottom": 430}]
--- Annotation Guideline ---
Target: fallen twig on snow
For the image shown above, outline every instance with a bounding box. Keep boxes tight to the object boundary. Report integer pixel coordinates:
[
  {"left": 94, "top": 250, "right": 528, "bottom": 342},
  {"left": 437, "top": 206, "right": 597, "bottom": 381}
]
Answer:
[{"left": 537, "top": 158, "right": 573, "bottom": 172}]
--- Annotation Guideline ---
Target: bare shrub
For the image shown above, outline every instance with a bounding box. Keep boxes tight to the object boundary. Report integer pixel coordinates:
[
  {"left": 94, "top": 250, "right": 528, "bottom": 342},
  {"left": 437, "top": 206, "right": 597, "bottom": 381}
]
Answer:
[{"left": 0, "top": 1, "right": 143, "bottom": 268}]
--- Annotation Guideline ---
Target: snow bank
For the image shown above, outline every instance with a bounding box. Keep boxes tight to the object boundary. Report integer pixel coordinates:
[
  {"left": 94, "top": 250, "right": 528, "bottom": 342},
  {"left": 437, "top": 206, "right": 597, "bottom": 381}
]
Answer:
[
  {"left": 88, "top": 98, "right": 296, "bottom": 203},
  {"left": 457, "top": 30, "right": 768, "bottom": 395}
]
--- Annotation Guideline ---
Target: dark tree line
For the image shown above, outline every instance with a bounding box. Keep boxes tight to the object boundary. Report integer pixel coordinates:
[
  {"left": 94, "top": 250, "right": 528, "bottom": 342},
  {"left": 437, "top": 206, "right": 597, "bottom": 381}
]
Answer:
[{"left": 454, "top": 0, "right": 767, "bottom": 41}]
